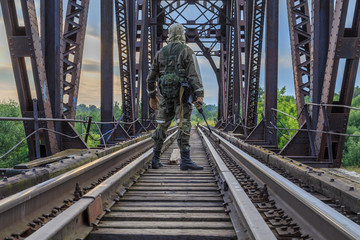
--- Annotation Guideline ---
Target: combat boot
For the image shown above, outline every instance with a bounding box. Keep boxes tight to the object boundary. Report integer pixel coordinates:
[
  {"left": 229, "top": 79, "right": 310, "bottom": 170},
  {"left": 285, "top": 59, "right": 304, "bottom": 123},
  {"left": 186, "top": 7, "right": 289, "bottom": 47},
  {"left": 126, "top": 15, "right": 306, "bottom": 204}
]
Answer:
[
  {"left": 180, "top": 150, "right": 203, "bottom": 170},
  {"left": 152, "top": 150, "right": 163, "bottom": 169}
]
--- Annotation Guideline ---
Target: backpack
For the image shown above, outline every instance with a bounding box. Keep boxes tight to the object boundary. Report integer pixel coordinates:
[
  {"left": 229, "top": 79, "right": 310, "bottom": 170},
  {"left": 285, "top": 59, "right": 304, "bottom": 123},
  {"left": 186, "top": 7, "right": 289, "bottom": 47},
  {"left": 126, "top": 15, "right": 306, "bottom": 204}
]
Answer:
[{"left": 159, "top": 43, "right": 186, "bottom": 99}]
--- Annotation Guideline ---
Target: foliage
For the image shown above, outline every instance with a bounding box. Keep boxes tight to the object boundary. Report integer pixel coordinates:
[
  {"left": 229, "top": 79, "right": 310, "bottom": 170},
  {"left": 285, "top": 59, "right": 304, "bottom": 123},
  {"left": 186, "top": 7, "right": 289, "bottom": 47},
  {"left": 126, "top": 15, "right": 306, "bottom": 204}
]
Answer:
[
  {"left": 341, "top": 93, "right": 360, "bottom": 167},
  {"left": 191, "top": 103, "right": 217, "bottom": 126},
  {"left": 0, "top": 100, "right": 29, "bottom": 168},
  {"left": 74, "top": 102, "right": 122, "bottom": 148},
  {"left": 257, "top": 87, "right": 299, "bottom": 149},
  {"left": 255, "top": 86, "right": 360, "bottom": 167},
  {"left": 2, "top": 88, "right": 360, "bottom": 168}
]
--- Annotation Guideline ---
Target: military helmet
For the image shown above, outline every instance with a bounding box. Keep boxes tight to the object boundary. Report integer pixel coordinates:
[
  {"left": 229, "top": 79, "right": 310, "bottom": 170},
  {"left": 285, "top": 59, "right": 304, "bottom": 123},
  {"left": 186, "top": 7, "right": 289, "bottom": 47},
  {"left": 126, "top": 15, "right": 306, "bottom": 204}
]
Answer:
[{"left": 168, "top": 23, "right": 186, "bottom": 43}]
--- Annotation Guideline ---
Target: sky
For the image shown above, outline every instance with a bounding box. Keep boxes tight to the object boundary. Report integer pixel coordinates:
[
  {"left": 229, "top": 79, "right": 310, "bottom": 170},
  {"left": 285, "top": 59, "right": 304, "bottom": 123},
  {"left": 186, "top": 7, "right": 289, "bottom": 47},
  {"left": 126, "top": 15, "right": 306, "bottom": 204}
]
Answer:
[{"left": 0, "top": 0, "right": 359, "bottom": 107}]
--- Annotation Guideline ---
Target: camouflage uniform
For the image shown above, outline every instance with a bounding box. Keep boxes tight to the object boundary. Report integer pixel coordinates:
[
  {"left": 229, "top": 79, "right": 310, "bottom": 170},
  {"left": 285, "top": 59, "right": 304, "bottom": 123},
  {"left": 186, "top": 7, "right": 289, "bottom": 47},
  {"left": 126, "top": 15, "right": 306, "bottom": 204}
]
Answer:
[{"left": 146, "top": 23, "right": 204, "bottom": 153}]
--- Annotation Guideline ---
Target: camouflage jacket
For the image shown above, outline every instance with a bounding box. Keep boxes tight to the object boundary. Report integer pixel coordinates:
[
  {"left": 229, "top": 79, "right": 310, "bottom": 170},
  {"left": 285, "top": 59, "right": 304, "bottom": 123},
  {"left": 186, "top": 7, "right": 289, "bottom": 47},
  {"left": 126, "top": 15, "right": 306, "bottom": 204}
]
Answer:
[{"left": 146, "top": 42, "right": 204, "bottom": 99}]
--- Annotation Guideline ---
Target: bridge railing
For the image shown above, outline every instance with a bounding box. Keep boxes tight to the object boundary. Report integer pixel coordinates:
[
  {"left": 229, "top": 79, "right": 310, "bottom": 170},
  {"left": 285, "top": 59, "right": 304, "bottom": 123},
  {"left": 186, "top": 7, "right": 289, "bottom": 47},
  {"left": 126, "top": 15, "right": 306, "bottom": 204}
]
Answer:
[
  {"left": 0, "top": 116, "right": 156, "bottom": 161},
  {"left": 270, "top": 103, "right": 360, "bottom": 164}
]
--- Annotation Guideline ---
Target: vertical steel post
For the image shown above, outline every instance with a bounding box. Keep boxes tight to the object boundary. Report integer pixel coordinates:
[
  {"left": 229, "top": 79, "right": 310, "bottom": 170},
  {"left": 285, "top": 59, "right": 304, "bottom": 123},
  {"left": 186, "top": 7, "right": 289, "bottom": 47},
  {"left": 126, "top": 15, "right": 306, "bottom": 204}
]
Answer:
[
  {"left": 1, "top": 0, "right": 59, "bottom": 157},
  {"left": 84, "top": 116, "right": 92, "bottom": 143},
  {"left": 264, "top": 0, "right": 278, "bottom": 145},
  {"left": 115, "top": 0, "right": 136, "bottom": 137},
  {"left": 315, "top": 0, "right": 360, "bottom": 167},
  {"left": 218, "top": 42, "right": 226, "bottom": 124},
  {"left": 245, "top": 0, "right": 266, "bottom": 129},
  {"left": 287, "top": 0, "right": 311, "bottom": 126},
  {"left": 244, "top": 0, "right": 253, "bottom": 120},
  {"left": 128, "top": 0, "right": 137, "bottom": 135},
  {"left": 33, "top": 99, "right": 41, "bottom": 159},
  {"left": 101, "top": 0, "right": 114, "bottom": 141},
  {"left": 310, "top": 0, "right": 331, "bottom": 131},
  {"left": 137, "top": 0, "right": 151, "bottom": 129},
  {"left": 62, "top": 0, "right": 90, "bottom": 120},
  {"left": 41, "top": 0, "right": 63, "bottom": 150},
  {"left": 232, "top": 0, "right": 245, "bottom": 124}
]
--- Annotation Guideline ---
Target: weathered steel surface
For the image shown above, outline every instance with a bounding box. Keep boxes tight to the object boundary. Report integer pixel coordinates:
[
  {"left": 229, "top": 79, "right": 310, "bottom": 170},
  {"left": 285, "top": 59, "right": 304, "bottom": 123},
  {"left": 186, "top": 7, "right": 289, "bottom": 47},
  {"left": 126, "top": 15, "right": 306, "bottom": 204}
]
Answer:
[
  {"left": 315, "top": 0, "right": 360, "bottom": 167},
  {"left": 115, "top": 0, "right": 136, "bottom": 136},
  {"left": 245, "top": 0, "right": 266, "bottom": 129},
  {"left": 1, "top": 0, "right": 59, "bottom": 158},
  {"left": 101, "top": 0, "right": 114, "bottom": 139},
  {"left": 62, "top": 0, "right": 90, "bottom": 120},
  {"left": 287, "top": 0, "right": 311, "bottom": 126},
  {"left": 41, "top": 0, "right": 63, "bottom": 149}
]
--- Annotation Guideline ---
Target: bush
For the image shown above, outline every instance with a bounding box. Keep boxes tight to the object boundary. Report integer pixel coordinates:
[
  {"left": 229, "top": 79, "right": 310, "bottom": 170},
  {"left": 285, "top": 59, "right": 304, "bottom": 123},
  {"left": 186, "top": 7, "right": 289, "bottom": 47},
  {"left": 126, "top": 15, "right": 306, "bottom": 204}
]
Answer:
[{"left": 0, "top": 100, "right": 29, "bottom": 168}]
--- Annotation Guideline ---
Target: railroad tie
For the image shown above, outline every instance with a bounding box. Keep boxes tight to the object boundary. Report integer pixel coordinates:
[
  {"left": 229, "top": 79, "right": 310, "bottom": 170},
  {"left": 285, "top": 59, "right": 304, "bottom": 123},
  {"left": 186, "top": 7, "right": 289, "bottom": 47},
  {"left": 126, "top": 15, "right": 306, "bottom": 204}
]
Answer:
[{"left": 87, "top": 133, "right": 237, "bottom": 240}]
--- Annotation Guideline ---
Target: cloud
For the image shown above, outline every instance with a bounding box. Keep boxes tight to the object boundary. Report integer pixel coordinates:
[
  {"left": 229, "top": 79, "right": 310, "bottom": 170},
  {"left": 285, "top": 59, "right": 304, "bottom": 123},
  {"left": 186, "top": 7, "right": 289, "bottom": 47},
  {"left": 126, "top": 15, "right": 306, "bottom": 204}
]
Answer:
[{"left": 82, "top": 62, "right": 100, "bottom": 73}]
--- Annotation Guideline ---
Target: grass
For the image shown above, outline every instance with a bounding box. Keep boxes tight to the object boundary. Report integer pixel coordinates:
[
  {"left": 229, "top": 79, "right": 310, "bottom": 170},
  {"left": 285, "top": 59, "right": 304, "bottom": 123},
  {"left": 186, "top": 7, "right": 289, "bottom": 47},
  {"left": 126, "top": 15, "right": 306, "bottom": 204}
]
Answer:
[{"left": 341, "top": 166, "right": 360, "bottom": 174}]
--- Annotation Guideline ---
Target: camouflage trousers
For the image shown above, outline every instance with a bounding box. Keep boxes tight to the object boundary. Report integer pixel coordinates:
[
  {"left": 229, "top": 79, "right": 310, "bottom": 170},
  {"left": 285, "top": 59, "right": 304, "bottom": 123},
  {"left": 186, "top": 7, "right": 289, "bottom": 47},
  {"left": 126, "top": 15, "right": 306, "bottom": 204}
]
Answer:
[{"left": 152, "top": 95, "right": 192, "bottom": 151}]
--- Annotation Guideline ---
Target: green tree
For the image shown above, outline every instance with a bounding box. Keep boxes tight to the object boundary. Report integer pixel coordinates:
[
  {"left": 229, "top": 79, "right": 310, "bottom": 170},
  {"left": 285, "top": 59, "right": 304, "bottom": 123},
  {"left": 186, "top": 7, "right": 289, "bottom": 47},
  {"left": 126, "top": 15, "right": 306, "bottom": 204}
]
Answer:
[
  {"left": 257, "top": 87, "right": 298, "bottom": 149},
  {"left": 342, "top": 94, "right": 360, "bottom": 167},
  {"left": 0, "top": 100, "right": 29, "bottom": 168},
  {"left": 191, "top": 103, "right": 217, "bottom": 126}
]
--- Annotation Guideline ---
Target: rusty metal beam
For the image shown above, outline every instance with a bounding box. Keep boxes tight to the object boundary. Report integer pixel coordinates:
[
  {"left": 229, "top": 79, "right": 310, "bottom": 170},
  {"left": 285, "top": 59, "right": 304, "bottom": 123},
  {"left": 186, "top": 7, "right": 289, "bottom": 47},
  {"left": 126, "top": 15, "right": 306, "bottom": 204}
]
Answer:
[
  {"left": 279, "top": 0, "right": 331, "bottom": 163},
  {"left": 1, "top": 0, "right": 59, "bottom": 158},
  {"left": 287, "top": 0, "right": 311, "bottom": 126},
  {"left": 101, "top": 0, "right": 114, "bottom": 140},
  {"left": 137, "top": 0, "right": 151, "bottom": 131},
  {"left": 41, "top": 0, "right": 63, "bottom": 150},
  {"left": 245, "top": 0, "right": 266, "bottom": 129},
  {"left": 62, "top": 0, "right": 90, "bottom": 120},
  {"left": 225, "top": 0, "right": 235, "bottom": 128},
  {"left": 310, "top": 0, "right": 331, "bottom": 132},
  {"left": 315, "top": 0, "right": 360, "bottom": 167},
  {"left": 264, "top": 0, "right": 278, "bottom": 145},
  {"left": 115, "top": 0, "right": 136, "bottom": 136}
]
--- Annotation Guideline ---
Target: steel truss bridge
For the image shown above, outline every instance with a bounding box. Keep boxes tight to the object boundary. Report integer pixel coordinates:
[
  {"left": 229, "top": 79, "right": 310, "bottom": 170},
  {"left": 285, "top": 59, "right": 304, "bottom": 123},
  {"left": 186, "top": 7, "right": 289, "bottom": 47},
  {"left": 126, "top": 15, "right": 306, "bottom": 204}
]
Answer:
[
  {"left": 1, "top": 0, "right": 359, "bottom": 167},
  {"left": 1, "top": 0, "right": 360, "bottom": 239}
]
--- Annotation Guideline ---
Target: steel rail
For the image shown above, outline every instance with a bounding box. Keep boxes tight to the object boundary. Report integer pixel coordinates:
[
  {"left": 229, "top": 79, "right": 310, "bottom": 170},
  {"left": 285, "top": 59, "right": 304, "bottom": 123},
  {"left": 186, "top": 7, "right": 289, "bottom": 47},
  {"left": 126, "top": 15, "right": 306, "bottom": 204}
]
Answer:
[
  {"left": 0, "top": 129, "right": 175, "bottom": 239},
  {"left": 198, "top": 128, "right": 277, "bottom": 240},
  {"left": 203, "top": 126, "right": 360, "bottom": 240},
  {"left": 25, "top": 131, "right": 178, "bottom": 240}
]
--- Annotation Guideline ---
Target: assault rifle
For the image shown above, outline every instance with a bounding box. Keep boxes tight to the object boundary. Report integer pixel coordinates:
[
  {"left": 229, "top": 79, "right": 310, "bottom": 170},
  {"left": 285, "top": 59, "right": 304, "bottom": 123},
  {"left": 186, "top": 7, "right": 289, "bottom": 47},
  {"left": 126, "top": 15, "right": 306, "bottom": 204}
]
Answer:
[{"left": 181, "top": 82, "right": 213, "bottom": 134}]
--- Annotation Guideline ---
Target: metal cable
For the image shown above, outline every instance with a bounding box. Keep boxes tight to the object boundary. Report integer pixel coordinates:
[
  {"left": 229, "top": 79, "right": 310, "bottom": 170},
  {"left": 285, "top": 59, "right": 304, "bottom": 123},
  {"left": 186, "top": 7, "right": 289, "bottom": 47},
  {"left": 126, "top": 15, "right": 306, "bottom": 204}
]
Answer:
[{"left": 0, "top": 128, "right": 90, "bottom": 160}]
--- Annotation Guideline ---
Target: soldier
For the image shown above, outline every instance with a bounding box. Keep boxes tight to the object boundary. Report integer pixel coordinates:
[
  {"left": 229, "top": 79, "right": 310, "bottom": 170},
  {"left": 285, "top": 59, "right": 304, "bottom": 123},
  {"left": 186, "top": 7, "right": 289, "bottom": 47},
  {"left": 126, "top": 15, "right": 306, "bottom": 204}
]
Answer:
[{"left": 146, "top": 23, "right": 204, "bottom": 170}]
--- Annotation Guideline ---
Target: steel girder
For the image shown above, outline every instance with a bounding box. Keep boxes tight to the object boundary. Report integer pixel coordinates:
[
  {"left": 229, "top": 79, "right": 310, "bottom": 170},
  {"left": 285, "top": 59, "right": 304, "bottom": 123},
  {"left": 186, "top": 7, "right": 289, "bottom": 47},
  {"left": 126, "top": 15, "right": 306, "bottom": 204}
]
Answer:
[
  {"left": 115, "top": 0, "right": 137, "bottom": 136},
  {"left": 100, "top": 0, "right": 114, "bottom": 140},
  {"left": 280, "top": 0, "right": 331, "bottom": 161},
  {"left": 136, "top": 0, "right": 153, "bottom": 131},
  {"left": 225, "top": 0, "right": 246, "bottom": 130},
  {"left": 235, "top": 0, "right": 246, "bottom": 122},
  {"left": 232, "top": 0, "right": 247, "bottom": 134},
  {"left": 41, "top": 0, "right": 63, "bottom": 150},
  {"left": 263, "top": 0, "right": 278, "bottom": 145},
  {"left": 218, "top": 41, "right": 226, "bottom": 124},
  {"left": 281, "top": 0, "right": 357, "bottom": 168},
  {"left": 245, "top": 0, "right": 266, "bottom": 129},
  {"left": 287, "top": 0, "right": 311, "bottom": 126},
  {"left": 62, "top": 0, "right": 90, "bottom": 120},
  {"left": 244, "top": 0, "right": 279, "bottom": 146},
  {"left": 225, "top": 1, "right": 235, "bottom": 127},
  {"left": 310, "top": 0, "right": 331, "bottom": 132},
  {"left": 315, "top": 0, "right": 360, "bottom": 167},
  {"left": 1, "top": 0, "right": 59, "bottom": 158}
]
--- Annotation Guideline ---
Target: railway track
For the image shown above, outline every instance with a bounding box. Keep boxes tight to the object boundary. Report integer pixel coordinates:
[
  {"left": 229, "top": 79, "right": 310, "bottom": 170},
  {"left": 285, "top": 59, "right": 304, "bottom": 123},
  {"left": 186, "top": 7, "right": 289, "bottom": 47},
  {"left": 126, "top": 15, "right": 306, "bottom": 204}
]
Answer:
[{"left": 1, "top": 128, "right": 360, "bottom": 239}]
